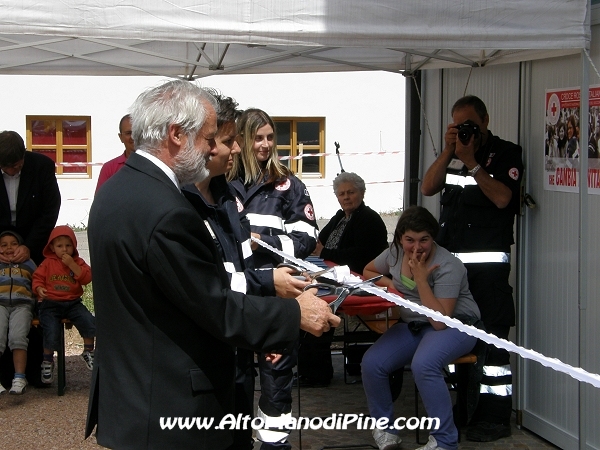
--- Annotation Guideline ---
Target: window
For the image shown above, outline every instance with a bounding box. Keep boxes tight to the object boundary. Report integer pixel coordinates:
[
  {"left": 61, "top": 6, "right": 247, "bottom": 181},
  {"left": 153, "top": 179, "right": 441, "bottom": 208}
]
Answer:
[
  {"left": 26, "top": 115, "right": 92, "bottom": 178},
  {"left": 274, "top": 118, "right": 325, "bottom": 178}
]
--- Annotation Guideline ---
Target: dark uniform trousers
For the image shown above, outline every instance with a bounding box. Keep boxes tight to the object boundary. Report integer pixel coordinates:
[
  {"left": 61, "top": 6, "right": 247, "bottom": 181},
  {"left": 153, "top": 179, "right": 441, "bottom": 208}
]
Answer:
[
  {"left": 257, "top": 341, "right": 299, "bottom": 450},
  {"left": 465, "top": 262, "right": 514, "bottom": 426}
]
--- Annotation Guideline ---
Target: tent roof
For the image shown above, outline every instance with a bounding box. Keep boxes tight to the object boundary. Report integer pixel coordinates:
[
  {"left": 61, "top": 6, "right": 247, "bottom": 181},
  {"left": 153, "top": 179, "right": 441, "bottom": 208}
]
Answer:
[{"left": 0, "top": 1, "right": 590, "bottom": 78}]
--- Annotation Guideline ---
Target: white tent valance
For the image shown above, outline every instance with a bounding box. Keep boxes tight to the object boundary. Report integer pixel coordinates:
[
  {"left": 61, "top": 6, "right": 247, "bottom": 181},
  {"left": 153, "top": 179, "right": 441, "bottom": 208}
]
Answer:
[{"left": 0, "top": 0, "right": 591, "bottom": 77}]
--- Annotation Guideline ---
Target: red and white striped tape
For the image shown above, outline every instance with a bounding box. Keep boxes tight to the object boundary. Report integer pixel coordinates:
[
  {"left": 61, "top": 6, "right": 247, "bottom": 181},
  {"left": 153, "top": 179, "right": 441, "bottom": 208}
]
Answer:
[
  {"left": 63, "top": 179, "right": 405, "bottom": 201},
  {"left": 54, "top": 151, "right": 403, "bottom": 167},
  {"left": 279, "top": 151, "right": 403, "bottom": 161},
  {"left": 306, "top": 180, "right": 403, "bottom": 188},
  {"left": 56, "top": 162, "right": 104, "bottom": 167}
]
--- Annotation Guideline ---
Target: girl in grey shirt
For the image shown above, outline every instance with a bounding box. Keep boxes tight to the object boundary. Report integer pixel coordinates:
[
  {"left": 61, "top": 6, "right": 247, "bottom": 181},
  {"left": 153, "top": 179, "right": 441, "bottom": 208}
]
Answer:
[{"left": 361, "top": 206, "right": 479, "bottom": 450}]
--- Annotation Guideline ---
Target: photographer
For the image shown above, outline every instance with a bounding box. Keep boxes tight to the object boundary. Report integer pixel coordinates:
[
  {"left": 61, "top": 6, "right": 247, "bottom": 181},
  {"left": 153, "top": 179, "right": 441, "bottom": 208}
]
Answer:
[{"left": 421, "top": 95, "right": 523, "bottom": 443}]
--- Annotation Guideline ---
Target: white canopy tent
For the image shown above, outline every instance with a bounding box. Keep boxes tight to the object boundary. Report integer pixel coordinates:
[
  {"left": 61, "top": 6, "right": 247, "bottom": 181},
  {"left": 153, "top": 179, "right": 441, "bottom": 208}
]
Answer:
[
  {"left": 0, "top": 0, "right": 590, "bottom": 77},
  {"left": 1, "top": 2, "right": 597, "bottom": 449}
]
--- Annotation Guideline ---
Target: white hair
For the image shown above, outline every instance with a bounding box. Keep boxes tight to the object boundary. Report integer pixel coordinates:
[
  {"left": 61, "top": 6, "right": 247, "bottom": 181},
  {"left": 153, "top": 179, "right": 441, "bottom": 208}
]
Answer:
[
  {"left": 333, "top": 172, "right": 366, "bottom": 195},
  {"left": 129, "top": 80, "right": 218, "bottom": 156}
]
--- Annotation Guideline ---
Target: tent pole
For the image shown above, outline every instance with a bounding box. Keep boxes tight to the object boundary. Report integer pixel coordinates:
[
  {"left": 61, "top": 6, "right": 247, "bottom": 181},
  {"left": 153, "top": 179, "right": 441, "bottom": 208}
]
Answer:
[
  {"left": 404, "top": 70, "right": 421, "bottom": 208},
  {"left": 578, "top": 46, "right": 590, "bottom": 450},
  {"left": 515, "top": 59, "right": 533, "bottom": 428}
]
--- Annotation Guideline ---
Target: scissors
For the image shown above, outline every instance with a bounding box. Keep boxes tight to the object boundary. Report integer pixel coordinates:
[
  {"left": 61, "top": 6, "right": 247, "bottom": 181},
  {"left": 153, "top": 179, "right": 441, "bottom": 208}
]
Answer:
[
  {"left": 277, "top": 263, "right": 334, "bottom": 281},
  {"left": 304, "top": 275, "right": 383, "bottom": 314}
]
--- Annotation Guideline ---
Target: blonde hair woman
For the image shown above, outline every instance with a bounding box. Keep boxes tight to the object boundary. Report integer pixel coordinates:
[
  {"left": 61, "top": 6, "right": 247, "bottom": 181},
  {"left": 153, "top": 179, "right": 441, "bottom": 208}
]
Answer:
[
  {"left": 228, "top": 108, "right": 318, "bottom": 268},
  {"left": 228, "top": 108, "right": 319, "bottom": 450}
]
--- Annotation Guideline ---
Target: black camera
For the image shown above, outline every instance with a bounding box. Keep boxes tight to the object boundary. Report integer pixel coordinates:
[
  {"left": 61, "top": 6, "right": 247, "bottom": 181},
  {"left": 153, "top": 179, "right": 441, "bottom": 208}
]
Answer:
[{"left": 455, "top": 120, "right": 481, "bottom": 145}]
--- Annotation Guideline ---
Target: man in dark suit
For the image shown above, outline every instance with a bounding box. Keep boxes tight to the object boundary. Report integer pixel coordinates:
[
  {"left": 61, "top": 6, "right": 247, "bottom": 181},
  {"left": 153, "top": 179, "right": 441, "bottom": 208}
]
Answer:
[
  {"left": 85, "top": 80, "right": 339, "bottom": 450},
  {"left": 0, "top": 130, "right": 61, "bottom": 388},
  {"left": 0, "top": 131, "right": 61, "bottom": 266}
]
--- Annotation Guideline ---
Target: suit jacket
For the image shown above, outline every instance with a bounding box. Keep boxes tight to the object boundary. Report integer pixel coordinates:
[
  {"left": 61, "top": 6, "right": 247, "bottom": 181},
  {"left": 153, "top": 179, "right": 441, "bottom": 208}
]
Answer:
[
  {"left": 86, "top": 153, "right": 300, "bottom": 450},
  {"left": 0, "top": 151, "right": 61, "bottom": 265},
  {"left": 319, "top": 202, "right": 389, "bottom": 274}
]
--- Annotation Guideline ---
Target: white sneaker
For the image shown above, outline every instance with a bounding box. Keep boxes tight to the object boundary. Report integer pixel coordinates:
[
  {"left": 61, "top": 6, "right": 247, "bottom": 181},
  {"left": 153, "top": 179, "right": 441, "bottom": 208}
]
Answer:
[
  {"left": 81, "top": 350, "right": 94, "bottom": 370},
  {"left": 0, "top": 383, "right": 6, "bottom": 394},
  {"left": 416, "top": 435, "right": 450, "bottom": 450},
  {"left": 372, "top": 428, "right": 401, "bottom": 450},
  {"left": 41, "top": 360, "right": 54, "bottom": 384},
  {"left": 9, "top": 377, "right": 27, "bottom": 395}
]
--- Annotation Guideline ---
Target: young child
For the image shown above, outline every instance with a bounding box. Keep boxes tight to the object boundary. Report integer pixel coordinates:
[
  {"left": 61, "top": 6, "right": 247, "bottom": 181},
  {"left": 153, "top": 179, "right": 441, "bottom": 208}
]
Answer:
[
  {"left": 0, "top": 230, "right": 37, "bottom": 394},
  {"left": 32, "top": 225, "right": 94, "bottom": 385}
]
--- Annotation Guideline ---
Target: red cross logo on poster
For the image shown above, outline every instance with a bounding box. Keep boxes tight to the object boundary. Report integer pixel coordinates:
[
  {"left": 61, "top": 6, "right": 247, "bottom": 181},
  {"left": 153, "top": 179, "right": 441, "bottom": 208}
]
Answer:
[{"left": 546, "top": 92, "right": 560, "bottom": 126}]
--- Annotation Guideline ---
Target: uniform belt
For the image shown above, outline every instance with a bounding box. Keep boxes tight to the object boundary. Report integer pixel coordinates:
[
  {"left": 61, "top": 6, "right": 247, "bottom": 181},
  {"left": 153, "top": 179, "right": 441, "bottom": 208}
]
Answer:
[{"left": 452, "top": 252, "right": 510, "bottom": 264}]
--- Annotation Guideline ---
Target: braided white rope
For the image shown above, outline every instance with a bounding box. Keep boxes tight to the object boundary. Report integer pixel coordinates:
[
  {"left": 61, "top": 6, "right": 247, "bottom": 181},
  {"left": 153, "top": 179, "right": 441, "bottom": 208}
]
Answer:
[{"left": 252, "top": 236, "right": 600, "bottom": 389}]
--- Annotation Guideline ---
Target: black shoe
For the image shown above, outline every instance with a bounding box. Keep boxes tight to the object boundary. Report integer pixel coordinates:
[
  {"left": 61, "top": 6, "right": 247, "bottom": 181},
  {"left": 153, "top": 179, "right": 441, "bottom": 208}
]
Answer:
[{"left": 466, "top": 422, "right": 511, "bottom": 442}]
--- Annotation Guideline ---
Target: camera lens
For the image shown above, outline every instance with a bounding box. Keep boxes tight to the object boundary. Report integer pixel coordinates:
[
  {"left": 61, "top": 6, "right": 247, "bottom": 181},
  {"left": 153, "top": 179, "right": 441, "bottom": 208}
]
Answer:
[
  {"left": 456, "top": 121, "right": 480, "bottom": 145},
  {"left": 458, "top": 128, "right": 473, "bottom": 145}
]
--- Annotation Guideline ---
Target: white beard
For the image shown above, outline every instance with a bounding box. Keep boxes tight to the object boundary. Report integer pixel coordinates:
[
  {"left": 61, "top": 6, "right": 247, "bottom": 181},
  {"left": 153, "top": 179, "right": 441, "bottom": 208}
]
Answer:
[{"left": 173, "top": 137, "right": 210, "bottom": 185}]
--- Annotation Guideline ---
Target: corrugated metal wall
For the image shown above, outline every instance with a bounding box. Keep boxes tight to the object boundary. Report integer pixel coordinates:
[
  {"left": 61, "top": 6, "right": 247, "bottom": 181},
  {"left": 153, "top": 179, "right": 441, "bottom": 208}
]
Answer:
[
  {"left": 524, "top": 29, "right": 600, "bottom": 448},
  {"left": 419, "top": 41, "right": 600, "bottom": 448},
  {"left": 524, "top": 51, "right": 586, "bottom": 450}
]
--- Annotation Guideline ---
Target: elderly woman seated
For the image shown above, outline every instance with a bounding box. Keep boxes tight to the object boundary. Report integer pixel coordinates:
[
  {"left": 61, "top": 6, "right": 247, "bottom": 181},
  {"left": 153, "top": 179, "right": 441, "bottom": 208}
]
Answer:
[
  {"left": 313, "top": 172, "right": 389, "bottom": 273},
  {"left": 298, "top": 173, "right": 389, "bottom": 387}
]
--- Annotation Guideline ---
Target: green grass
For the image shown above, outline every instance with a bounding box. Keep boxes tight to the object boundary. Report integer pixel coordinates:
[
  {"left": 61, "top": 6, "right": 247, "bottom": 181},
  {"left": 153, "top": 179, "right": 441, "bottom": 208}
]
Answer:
[
  {"left": 82, "top": 282, "right": 94, "bottom": 314},
  {"left": 66, "top": 222, "right": 88, "bottom": 232},
  {"left": 379, "top": 208, "right": 403, "bottom": 216}
]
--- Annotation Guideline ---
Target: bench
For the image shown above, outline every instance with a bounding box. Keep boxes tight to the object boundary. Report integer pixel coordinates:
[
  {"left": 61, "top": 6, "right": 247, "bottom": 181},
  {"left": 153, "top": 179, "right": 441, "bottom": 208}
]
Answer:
[{"left": 31, "top": 318, "right": 72, "bottom": 396}]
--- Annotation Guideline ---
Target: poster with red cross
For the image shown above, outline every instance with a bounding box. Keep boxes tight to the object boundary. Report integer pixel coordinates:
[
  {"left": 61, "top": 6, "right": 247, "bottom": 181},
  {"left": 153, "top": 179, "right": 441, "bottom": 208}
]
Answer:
[{"left": 544, "top": 86, "right": 600, "bottom": 194}]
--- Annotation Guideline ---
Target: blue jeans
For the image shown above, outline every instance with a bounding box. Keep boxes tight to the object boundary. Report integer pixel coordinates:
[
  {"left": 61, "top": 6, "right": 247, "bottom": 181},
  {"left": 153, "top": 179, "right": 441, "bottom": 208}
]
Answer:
[
  {"left": 361, "top": 322, "right": 476, "bottom": 450},
  {"left": 38, "top": 298, "right": 95, "bottom": 352}
]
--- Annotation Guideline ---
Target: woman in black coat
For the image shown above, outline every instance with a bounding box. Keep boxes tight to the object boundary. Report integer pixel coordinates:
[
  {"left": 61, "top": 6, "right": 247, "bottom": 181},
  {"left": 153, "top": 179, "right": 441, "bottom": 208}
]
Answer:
[
  {"left": 314, "top": 172, "right": 389, "bottom": 274},
  {"left": 299, "top": 172, "right": 389, "bottom": 386}
]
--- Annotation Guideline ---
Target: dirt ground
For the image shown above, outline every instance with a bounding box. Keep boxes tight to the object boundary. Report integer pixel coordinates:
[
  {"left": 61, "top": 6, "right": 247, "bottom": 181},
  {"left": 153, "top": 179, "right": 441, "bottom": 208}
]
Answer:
[
  {"left": 0, "top": 325, "right": 557, "bottom": 450},
  {"left": 0, "top": 328, "right": 101, "bottom": 450}
]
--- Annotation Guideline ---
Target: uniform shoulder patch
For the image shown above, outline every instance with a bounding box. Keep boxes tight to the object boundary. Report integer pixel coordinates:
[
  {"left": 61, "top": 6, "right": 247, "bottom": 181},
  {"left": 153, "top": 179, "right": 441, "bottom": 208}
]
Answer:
[
  {"left": 304, "top": 204, "right": 315, "bottom": 221},
  {"left": 509, "top": 167, "right": 519, "bottom": 181},
  {"left": 275, "top": 179, "right": 291, "bottom": 191}
]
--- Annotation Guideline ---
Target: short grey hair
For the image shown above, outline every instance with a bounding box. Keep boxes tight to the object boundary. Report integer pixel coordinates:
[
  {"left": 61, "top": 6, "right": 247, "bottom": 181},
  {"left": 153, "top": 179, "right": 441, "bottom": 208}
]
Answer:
[
  {"left": 333, "top": 172, "right": 366, "bottom": 195},
  {"left": 129, "top": 80, "right": 218, "bottom": 156}
]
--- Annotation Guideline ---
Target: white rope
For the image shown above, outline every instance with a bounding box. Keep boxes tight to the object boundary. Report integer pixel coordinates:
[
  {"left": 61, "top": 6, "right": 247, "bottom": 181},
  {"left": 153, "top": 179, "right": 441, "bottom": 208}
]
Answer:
[
  {"left": 585, "top": 49, "right": 600, "bottom": 82},
  {"left": 251, "top": 236, "right": 323, "bottom": 273},
  {"left": 360, "top": 285, "right": 600, "bottom": 389},
  {"left": 252, "top": 236, "right": 600, "bottom": 390},
  {"left": 463, "top": 66, "right": 473, "bottom": 97}
]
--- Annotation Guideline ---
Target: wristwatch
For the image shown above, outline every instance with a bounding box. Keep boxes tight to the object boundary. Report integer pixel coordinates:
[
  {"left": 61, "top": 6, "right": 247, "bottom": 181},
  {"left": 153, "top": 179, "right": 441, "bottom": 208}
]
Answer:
[{"left": 468, "top": 164, "right": 481, "bottom": 177}]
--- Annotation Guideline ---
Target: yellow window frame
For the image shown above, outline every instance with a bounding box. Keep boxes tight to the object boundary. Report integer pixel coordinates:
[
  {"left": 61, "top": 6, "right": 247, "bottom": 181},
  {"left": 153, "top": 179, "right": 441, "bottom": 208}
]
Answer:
[
  {"left": 274, "top": 117, "right": 325, "bottom": 178},
  {"left": 26, "top": 115, "right": 92, "bottom": 178}
]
